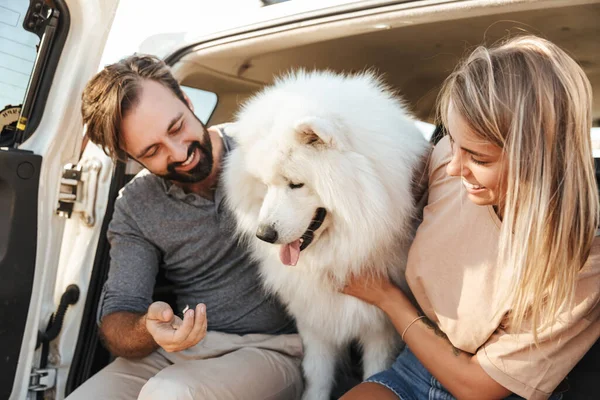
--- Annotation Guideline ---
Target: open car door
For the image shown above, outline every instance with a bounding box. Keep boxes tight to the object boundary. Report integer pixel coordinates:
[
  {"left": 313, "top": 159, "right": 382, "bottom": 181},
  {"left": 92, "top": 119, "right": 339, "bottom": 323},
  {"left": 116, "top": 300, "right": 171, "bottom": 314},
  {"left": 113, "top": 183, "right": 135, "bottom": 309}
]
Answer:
[{"left": 0, "top": 1, "right": 119, "bottom": 399}]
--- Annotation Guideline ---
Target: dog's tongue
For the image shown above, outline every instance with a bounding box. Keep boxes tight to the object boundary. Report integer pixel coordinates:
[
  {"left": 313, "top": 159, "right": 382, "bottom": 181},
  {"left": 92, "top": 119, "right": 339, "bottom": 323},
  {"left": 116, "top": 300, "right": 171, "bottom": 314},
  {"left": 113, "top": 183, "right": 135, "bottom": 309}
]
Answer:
[{"left": 280, "top": 240, "right": 301, "bottom": 266}]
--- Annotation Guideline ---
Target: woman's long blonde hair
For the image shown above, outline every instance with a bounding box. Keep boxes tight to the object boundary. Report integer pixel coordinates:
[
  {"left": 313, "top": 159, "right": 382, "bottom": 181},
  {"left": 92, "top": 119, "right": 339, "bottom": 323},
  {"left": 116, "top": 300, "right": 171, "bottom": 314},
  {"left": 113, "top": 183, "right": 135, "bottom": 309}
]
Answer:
[{"left": 438, "top": 36, "right": 599, "bottom": 342}]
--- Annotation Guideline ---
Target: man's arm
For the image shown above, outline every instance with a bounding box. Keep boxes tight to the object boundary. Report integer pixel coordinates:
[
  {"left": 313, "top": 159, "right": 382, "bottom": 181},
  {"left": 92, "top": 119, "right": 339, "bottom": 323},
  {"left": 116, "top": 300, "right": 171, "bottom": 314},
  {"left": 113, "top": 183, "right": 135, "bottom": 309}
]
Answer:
[
  {"left": 100, "top": 302, "right": 208, "bottom": 359},
  {"left": 99, "top": 179, "right": 160, "bottom": 358},
  {"left": 99, "top": 312, "right": 157, "bottom": 359}
]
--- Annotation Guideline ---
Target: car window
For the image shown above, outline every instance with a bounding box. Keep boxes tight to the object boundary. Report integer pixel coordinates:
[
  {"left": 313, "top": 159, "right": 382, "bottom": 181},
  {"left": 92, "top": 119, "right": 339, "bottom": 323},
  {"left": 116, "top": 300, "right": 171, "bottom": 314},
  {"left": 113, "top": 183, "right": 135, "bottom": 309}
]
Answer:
[
  {"left": 415, "top": 120, "right": 435, "bottom": 141},
  {"left": 181, "top": 86, "right": 217, "bottom": 124},
  {"left": 592, "top": 127, "right": 600, "bottom": 158},
  {"left": 0, "top": 0, "right": 40, "bottom": 146}
]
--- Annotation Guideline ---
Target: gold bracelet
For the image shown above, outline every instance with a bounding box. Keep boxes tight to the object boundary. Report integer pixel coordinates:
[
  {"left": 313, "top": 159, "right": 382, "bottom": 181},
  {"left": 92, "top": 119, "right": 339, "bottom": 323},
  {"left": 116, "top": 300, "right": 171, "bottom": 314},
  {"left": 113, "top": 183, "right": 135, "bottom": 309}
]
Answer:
[{"left": 401, "top": 315, "right": 426, "bottom": 341}]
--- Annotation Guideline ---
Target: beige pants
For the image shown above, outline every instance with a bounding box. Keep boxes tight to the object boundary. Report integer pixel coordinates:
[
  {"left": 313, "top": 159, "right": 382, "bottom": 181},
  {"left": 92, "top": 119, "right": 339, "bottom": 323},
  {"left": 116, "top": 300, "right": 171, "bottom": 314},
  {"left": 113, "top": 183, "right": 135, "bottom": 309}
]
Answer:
[{"left": 66, "top": 332, "right": 304, "bottom": 400}]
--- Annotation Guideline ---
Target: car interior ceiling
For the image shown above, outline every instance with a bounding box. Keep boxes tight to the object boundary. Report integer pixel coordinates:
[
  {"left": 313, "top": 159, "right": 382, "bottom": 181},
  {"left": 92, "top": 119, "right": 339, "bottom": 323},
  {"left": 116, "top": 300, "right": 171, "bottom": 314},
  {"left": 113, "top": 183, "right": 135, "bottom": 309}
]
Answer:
[
  {"left": 173, "top": 2, "right": 599, "bottom": 126},
  {"left": 70, "top": 1, "right": 599, "bottom": 397}
]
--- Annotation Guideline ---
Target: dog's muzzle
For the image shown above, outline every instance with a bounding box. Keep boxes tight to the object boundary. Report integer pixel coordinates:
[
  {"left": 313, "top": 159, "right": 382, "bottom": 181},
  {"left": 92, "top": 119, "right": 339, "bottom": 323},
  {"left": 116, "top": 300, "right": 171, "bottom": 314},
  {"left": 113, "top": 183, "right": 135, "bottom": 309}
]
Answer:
[{"left": 256, "top": 224, "right": 278, "bottom": 243}]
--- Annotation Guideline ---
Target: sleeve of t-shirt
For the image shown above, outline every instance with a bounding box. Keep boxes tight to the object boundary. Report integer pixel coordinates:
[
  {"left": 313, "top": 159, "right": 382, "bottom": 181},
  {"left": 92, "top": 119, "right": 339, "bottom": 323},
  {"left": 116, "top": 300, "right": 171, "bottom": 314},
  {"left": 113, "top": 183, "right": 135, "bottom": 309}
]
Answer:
[
  {"left": 428, "top": 135, "right": 453, "bottom": 187},
  {"left": 97, "top": 187, "right": 160, "bottom": 325},
  {"left": 476, "top": 258, "right": 600, "bottom": 399}
]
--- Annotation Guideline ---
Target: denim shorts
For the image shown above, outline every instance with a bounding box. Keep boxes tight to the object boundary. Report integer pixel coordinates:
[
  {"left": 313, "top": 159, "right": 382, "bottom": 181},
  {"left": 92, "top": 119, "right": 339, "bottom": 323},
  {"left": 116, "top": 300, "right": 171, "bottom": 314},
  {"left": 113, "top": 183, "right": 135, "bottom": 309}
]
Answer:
[{"left": 365, "top": 347, "right": 563, "bottom": 400}]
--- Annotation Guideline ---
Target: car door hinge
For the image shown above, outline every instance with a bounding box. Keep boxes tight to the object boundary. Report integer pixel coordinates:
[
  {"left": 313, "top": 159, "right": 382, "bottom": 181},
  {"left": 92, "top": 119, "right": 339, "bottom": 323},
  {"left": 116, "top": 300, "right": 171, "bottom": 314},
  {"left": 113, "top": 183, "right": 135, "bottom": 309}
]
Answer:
[
  {"left": 56, "top": 159, "right": 102, "bottom": 226},
  {"left": 28, "top": 367, "right": 57, "bottom": 392},
  {"left": 23, "top": 0, "right": 57, "bottom": 39}
]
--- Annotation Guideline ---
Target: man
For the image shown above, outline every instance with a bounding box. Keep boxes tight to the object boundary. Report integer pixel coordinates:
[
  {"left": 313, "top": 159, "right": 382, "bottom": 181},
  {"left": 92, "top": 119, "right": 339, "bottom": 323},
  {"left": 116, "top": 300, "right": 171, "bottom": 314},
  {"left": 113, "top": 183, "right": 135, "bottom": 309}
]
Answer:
[{"left": 67, "top": 55, "right": 303, "bottom": 400}]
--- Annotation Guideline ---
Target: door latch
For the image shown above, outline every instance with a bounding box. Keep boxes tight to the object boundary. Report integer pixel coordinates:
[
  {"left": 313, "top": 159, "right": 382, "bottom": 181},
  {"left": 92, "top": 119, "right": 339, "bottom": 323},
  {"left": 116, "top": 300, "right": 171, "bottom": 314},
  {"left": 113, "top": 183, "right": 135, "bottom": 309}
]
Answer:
[
  {"left": 56, "top": 158, "right": 102, "bottom": 226},
  {"left": 29, "top": 367, "right": 57, "bottom": 392}
]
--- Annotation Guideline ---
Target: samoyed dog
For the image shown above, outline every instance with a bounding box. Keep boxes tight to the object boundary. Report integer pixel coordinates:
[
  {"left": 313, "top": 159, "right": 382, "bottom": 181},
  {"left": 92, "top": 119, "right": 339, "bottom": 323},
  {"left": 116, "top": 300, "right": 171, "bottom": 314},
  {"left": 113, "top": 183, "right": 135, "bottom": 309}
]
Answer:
[{"left": 223, "top": 70, "right": 429, "bottom": 400}]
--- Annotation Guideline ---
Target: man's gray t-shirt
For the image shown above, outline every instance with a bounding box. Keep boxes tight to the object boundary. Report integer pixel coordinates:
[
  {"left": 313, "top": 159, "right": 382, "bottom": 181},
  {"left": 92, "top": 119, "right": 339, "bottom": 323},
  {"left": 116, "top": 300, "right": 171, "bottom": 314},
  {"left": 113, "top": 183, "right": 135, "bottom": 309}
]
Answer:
[{"left": 98, "top": 135, "right": 295, "bottom": 335}]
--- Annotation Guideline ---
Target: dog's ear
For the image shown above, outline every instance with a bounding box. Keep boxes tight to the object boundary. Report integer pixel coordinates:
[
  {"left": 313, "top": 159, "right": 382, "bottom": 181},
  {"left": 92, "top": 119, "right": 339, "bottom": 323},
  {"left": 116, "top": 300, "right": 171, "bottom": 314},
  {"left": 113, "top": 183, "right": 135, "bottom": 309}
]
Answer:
[
  {"left": 295, "top": 117, "right": 334, "bottom": 148},
  {"left": 297, "top": 127, "right": 324, "bottom": 146}
]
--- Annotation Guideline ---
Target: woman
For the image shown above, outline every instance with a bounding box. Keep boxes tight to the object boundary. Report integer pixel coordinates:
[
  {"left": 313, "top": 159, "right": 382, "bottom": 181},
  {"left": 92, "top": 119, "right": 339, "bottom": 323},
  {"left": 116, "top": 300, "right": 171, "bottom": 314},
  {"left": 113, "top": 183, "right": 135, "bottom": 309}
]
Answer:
[{"left": 340, "top": 36, "right": 600, "bottom": 400}]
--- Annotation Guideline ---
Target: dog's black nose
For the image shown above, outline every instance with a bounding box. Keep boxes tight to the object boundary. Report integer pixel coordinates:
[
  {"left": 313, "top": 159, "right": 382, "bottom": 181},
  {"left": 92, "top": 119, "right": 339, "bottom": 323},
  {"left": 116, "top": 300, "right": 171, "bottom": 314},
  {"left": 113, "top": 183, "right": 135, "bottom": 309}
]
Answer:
[{"left": 256, "top": 224, "right": 278, "bottom": 243}]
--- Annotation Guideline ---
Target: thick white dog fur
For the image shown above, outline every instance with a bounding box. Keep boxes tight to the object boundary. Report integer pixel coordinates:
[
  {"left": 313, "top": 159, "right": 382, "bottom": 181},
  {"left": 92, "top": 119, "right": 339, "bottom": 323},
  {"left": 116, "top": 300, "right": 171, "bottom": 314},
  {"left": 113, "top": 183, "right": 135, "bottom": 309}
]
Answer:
[{"left": 223, "top": 70, "right": 429, "bottom": 400}]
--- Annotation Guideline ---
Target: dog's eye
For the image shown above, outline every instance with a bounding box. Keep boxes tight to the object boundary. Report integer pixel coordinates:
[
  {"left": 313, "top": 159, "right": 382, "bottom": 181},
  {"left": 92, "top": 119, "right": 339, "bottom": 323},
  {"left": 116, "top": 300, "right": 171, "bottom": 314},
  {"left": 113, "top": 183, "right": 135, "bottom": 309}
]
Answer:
[{"left": 289, "top": 182, "right": 304, "bottom": 189}]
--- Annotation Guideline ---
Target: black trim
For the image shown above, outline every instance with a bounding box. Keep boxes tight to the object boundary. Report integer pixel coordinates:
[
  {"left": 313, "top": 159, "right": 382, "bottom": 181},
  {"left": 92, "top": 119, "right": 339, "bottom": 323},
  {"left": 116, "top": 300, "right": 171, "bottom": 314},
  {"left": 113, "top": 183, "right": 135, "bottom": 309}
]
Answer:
[
  {"left": 20, "top": 0, "right": 70, "bottom": 142},
  {"left": 430, "top": 124, "right": 446, "bottom": 145},
  {"left": 0, "top": 148, "right": 42, "bottom": 400},
  {"left": 64, "top": 161, "right": 126, "bottom": 396}
]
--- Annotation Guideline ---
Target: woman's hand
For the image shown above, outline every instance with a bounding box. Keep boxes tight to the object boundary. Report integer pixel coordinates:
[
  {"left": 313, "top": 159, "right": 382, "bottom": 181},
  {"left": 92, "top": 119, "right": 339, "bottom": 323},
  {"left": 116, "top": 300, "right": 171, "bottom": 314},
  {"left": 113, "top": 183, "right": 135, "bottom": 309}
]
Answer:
[{"left": 340, "top": 272, "right": 404, "bottom": 308}]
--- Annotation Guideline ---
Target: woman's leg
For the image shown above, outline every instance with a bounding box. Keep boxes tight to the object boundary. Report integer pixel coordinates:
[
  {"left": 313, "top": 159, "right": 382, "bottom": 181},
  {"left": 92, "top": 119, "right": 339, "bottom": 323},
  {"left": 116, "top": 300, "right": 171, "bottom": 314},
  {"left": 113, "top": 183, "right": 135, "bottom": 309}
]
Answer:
[{"left": 340, "top": 382, "right": 400, "bottom": 400}]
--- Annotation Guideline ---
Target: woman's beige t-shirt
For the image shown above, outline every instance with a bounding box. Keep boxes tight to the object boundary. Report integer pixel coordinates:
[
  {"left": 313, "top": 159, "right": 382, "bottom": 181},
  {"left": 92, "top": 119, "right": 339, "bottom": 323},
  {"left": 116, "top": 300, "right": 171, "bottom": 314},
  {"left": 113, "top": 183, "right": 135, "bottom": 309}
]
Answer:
[{"left": 406, "top": 136, "right": 600, "bottom": 399}]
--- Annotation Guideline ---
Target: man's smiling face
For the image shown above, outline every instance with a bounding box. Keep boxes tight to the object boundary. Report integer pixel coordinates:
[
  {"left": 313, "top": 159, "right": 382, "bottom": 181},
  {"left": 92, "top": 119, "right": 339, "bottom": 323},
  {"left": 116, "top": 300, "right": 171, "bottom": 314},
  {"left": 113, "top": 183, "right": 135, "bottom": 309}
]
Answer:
[{"left": 120, "top": 79, "right": 213, "bottom": 183}]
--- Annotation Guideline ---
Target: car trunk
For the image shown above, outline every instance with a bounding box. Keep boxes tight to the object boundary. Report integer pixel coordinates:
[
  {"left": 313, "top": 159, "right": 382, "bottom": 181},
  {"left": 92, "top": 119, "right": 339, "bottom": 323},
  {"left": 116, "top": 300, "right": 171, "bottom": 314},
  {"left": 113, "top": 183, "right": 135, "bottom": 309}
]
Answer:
[{"left": 69, "top": 0, "right": 599, "bottom": 397}]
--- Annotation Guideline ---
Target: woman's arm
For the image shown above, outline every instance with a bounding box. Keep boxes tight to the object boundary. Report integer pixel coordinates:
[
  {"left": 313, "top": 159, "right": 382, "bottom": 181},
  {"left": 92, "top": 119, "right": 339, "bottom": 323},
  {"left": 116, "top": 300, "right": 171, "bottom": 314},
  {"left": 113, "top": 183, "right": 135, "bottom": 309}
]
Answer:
[{"left": 342, "top": 275, "right": 511, "bottom": 400}]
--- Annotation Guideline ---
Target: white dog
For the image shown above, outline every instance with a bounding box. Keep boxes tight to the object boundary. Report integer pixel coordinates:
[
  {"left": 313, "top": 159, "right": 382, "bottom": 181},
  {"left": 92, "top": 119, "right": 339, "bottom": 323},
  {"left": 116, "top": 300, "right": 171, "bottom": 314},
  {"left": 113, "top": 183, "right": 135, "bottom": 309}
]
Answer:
[{"left": 223, "top": 70, "right": 429, "bottom": 400}]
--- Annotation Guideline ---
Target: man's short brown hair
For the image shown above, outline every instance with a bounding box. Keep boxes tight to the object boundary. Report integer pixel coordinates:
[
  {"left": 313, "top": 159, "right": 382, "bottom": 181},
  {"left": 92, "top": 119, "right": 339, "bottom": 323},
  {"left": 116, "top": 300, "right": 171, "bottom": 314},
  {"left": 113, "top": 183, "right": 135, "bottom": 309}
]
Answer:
[{"left": 81, "top": 54, "right": 187, "bottom": 161}]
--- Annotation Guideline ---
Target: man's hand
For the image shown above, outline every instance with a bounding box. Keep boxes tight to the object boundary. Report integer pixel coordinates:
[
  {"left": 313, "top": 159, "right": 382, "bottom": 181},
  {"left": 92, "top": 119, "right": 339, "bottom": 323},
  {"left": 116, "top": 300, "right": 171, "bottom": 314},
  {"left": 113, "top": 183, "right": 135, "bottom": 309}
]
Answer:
[{"left": 145, "top": 301, "right": 207, "bottom": 352}]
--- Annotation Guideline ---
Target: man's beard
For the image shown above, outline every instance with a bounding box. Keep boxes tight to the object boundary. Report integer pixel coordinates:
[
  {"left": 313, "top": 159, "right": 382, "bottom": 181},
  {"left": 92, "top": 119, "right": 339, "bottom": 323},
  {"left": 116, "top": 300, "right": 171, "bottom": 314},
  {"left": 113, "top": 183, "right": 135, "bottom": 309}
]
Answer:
[{"left": 160, "top": 128, "right": 213, "bottom": 183}]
